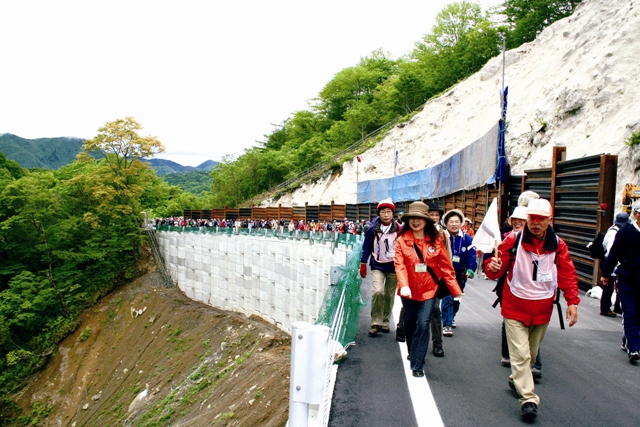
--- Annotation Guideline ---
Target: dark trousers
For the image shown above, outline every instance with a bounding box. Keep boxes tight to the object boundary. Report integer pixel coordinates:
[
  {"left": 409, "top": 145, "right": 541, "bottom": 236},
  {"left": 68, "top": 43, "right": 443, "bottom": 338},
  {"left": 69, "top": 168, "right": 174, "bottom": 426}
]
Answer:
[
  {"left": 600, "top": 278, "right": 616, "bottom": 313},
  {"left": 430, "top": 298, "right": 443, "bottom": 349},
  {"left": 402, "top": 297, "right": 436, "bottom": 372},
  {"left": 618, "top": 278, "right": 640, "bottom": 352}
]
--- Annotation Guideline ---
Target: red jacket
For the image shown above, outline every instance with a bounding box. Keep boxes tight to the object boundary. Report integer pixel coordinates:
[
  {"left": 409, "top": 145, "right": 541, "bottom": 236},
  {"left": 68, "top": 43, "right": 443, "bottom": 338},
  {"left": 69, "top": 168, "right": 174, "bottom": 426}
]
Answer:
[
  {"left": 484, "top": 226, "right": 580, "bottom": 326},
  {"left": 394, "top": 231, "right": 462, "bottom": 301}
]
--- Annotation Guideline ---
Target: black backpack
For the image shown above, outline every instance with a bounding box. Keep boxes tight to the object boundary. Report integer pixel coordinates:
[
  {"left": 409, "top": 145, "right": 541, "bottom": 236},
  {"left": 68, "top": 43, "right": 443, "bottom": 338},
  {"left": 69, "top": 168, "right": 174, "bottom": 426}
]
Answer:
[{"left": 588, "top": 231, "right": 607, "bottom": 260}]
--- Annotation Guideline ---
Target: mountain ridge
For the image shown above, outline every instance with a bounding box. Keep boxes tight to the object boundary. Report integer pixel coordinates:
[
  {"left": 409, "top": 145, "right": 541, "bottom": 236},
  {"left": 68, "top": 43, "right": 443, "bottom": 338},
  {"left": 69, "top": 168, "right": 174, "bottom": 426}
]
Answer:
[{"left": 0, "top": 133, "right": 217, "bottom": 174}]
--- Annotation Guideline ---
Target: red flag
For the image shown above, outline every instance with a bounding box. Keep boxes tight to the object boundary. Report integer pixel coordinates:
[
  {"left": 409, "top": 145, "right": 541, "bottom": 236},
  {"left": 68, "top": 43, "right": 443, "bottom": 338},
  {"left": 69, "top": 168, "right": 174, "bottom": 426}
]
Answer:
[{"left": 356, "top": 156, "right": 362, "bottom": 162}]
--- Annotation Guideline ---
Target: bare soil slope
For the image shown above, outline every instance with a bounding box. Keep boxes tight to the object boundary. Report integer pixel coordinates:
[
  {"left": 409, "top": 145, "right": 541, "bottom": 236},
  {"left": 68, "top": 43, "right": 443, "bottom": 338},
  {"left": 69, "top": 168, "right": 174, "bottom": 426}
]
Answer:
[{"left": 12, "top": 256, "right": 291, "bottom": 427}]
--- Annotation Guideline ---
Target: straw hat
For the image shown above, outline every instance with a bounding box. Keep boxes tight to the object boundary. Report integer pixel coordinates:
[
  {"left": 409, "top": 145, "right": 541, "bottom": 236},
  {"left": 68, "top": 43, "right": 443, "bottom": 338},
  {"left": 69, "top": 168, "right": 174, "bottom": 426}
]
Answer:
[
  {"left": 443, "top": 209, "right": 465, "bottom": 225},
  {"left": 400, "top": 202, "right": 434, "bottom": 223}
]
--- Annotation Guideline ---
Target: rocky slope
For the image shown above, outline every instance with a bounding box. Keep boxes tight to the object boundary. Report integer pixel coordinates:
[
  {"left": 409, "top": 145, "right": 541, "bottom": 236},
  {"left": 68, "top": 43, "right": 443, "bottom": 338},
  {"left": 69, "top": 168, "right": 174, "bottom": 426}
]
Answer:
[
  {"left": 270, "top": 0, "right": 640, "bottom": 206},
  {"left": 10, "top": 255, "right": 290, "bottom": 427}
]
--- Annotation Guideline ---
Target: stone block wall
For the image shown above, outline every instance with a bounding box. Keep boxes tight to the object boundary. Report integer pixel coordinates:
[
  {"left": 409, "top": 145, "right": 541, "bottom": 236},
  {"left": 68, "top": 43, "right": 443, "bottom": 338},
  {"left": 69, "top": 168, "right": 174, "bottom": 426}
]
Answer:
[{"left": 156, "top": 231, "right": 351, "bottom": 331}]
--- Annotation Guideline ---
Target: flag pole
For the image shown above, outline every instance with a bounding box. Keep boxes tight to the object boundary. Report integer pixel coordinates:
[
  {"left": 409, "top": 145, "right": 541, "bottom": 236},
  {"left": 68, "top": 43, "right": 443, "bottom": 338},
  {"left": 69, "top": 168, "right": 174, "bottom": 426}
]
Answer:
[{"left": 394, "top": 140, "right": 397, "bottom": 177}]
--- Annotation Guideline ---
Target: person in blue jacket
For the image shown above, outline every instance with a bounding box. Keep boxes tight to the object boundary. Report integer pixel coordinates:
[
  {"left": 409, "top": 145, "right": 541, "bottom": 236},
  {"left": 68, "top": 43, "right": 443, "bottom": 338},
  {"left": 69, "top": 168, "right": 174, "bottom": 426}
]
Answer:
[
  {"left": 441, "top": 209, "right": 477, "bottom": 336},
  {"left": 360, "top": 198, "right": 401, "bottom": 337}
]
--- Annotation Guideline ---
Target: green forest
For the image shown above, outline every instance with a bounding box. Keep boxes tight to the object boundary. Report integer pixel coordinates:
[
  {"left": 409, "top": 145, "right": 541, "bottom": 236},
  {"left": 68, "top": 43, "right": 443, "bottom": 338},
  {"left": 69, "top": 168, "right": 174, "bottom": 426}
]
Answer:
[
  {"left": 0, "top": 1, "right": 580, "bottom": 424},
  {"left": 209, "top": 0, "right": 582, "bottom": 207},
  {"left": 0, "top": 118, "right": 208, "bottom": 422}
]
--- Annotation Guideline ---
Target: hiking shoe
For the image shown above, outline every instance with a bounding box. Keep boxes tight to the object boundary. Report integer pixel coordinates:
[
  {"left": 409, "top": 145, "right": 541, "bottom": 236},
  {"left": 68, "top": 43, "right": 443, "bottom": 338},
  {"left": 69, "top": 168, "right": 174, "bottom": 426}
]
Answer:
[
  {"left": 412, "top": 370, "right": 425, "bottom": 378},
  {"left": 379, "top": 326, "right": 390, "bottom": 333},
  {"left": 443, "top": 326, "right": 453, "bottom": 336},
  {"left": 500, "top": 357, "right": 511, "bottom": 367},
  {"left": 368, "top": 325, "right": 379, "bottom": 337},
  {"left": 629, "top": 351, "right": 640, "bottom": 362},
  {"left": 433, "top": 347, "right": 444, "bottom": 357},
  {"left": 600, "top": 311, "right": 617, "bottom": 317},
  {"left": 531, "top": 367, "right": 542, "bottom": 379},
  {"left": 521, "top": 402, "right": 538, "bottom": 420},
  {"left": 452, "top": 319, "right": 457, "bottom": 328}
]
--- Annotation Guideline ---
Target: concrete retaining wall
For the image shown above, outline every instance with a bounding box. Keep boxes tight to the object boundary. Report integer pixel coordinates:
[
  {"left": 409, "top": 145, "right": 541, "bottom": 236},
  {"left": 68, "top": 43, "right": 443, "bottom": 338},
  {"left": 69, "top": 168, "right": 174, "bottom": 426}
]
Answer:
[{"left": 156, "top": 231, "right": 352, "bottom": 331}]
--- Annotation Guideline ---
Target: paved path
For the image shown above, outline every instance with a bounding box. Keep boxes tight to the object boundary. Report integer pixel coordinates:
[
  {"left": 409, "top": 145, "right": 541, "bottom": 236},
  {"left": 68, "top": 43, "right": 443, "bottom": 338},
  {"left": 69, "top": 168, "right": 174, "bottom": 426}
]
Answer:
[{"left": 329, "top": 272, "right": 640, "bottom": 426}]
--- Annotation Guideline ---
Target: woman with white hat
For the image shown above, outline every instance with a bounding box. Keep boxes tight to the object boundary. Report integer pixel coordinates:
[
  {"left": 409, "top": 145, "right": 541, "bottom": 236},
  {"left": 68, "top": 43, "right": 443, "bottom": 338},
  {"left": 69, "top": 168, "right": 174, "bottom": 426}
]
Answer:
[
  {"left": 506, "top": 206, "right": 528, "bottom": 236},
  {"left": 394, "top": 202, "right": 462, "bottom": 377}
]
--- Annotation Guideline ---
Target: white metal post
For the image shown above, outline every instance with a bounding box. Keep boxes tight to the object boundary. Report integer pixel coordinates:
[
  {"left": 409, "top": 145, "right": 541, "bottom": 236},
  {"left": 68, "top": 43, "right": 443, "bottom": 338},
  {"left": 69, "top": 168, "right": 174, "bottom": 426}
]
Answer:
[{"left": 289, "top": 321, "right": 330, "bottom": 427}]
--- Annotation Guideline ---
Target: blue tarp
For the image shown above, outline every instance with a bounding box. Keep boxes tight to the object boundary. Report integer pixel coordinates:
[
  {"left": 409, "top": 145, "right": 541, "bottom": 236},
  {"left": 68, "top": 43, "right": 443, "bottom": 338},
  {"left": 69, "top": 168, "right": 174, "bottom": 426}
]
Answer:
[{"left": 356, "top": 122, "right": 500, "bottom": 204}]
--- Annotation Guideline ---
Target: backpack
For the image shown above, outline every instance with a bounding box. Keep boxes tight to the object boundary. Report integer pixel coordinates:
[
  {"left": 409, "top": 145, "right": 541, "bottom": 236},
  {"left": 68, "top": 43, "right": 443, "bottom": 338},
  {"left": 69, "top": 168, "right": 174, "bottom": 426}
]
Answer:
[{"left": 588, "top": 232, "right": 607, "bottom": 260}]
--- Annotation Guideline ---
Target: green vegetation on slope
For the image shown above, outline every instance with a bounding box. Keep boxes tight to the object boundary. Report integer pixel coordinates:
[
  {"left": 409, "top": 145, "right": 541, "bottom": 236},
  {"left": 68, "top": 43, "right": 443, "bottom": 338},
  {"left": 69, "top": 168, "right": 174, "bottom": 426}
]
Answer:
[
  {"left": 0, "top": 118, "right": 213, "bottom": 425},
  {"left": 209, "top": 0, "right": 582, "bottom": 207},
  {"left": 163, "top": 170, "right": 213, "bottom": 196},
  {"left": 0, "top": 133, "right": 85, "bottom": 169}
]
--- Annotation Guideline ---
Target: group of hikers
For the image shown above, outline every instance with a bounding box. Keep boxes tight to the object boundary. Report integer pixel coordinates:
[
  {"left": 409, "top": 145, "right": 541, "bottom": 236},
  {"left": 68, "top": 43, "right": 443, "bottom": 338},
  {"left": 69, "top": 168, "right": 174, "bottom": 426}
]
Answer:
[
  {"left": 153, "top": 216, "right": 371, "bottom": 236},
  {"left": 359, "top": 193, "right": 640, "bottom": 421}
]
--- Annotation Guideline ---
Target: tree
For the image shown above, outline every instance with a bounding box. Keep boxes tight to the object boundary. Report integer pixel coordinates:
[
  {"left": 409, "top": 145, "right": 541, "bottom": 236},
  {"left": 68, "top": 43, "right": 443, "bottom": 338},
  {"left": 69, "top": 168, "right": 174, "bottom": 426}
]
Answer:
[
  {"left": 0, "top": 152, "right": 25, "bottom": 180},
  {"left": 418, "top": 1, "right": 488, "bottom": 52},
  {"left": 501, "top": 0, "right": 582, "bottom": 48},
  {"left": 317, "top": 49, "right": 398, "bottom": 121},
  {"left": 82, "top": 117, "right": 165, "bottom": 175}
]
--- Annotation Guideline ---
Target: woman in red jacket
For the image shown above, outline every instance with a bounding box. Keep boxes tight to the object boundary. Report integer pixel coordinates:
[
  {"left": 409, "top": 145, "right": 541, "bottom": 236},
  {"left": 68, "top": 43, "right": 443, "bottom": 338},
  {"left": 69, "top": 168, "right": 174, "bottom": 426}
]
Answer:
[{"left": 394, "top": 202, "right": 462, "bottom": 377}]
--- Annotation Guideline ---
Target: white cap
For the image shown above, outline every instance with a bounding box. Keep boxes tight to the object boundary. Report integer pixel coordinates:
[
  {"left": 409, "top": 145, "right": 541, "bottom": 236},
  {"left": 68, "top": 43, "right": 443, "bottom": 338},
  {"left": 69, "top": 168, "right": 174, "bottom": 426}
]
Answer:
[
  {"left": 527, "top": 199, "right": 552, "bottom": 217},
  {"left": 510, "top": 206, "right": 529, "bottom": 220}
]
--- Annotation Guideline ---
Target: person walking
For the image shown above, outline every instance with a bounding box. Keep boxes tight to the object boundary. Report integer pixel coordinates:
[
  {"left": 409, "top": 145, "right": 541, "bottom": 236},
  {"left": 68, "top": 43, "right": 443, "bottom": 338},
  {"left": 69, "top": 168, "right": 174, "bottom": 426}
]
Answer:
[
  {"left": 395, "top": 201, "right": 450, "bottom": 346},
  {"left": 496, "top": 206, "right": 543, "bottom": 378},
  {"left": 600, "top": 212, "right": 631, "bottom": 317},
  {"left": 428, "top": 202, "right": 451, "bottom": 356},
  {"left": 441, "top": 209, "right": 477, "bottom": 336},
  {"left": 360, "top": 199, "right": 401, "bottom": 337},
  {"left": 485, "top": 198, "right": 580, "bottom": 420},
  {"left": 394, "top": 202, "right": 462, "bottom": 378},
  {"left": 603, "top": 204, "right": 640, "bottom": 362}
]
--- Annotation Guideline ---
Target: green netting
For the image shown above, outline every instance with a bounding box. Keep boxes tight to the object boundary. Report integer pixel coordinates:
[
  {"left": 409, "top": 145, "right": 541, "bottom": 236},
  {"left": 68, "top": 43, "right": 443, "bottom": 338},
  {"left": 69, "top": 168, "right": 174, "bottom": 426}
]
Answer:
[{"left": 314, "top": 241, "right": 367, "bottom": 347}]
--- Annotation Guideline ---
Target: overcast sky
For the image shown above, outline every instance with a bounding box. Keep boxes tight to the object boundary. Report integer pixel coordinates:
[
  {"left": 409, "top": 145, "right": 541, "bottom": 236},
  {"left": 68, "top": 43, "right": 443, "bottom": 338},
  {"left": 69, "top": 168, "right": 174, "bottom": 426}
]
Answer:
[{"left": 0, "top": 0, "right": 501, "bottom": 166}]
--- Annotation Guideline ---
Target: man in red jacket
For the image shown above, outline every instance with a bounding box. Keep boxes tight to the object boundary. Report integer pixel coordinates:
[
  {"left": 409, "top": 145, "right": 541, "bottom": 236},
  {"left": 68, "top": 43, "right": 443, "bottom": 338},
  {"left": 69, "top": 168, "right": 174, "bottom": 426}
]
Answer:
[{"left": 485, "top": 198, "right": 579, "bottom": 421}]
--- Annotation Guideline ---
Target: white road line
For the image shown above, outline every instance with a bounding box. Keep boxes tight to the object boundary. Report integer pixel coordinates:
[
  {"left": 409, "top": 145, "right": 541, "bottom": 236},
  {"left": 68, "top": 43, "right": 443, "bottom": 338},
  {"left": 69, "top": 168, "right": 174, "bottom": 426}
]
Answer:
[{"left": 393, "top": 295, "right": 445, "bottom": 427}]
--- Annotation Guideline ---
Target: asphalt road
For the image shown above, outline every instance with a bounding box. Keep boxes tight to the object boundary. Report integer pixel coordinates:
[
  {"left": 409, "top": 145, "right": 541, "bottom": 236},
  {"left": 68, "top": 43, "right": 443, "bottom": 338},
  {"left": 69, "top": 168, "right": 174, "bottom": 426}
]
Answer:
[{"left": 329, "top": 271, "right": 640, "bottom": 427}]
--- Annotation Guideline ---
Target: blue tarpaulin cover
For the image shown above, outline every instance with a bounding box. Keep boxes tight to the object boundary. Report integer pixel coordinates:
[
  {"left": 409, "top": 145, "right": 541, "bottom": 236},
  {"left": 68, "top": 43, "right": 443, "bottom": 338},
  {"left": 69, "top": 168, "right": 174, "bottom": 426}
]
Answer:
[{"left": 356, "top": 122, "right": 500, "bottom": 204}]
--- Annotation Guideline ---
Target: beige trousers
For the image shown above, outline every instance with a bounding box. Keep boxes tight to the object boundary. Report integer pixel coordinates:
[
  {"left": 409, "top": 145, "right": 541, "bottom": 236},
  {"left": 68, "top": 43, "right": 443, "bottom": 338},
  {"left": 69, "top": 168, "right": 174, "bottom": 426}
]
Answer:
[
  {"left": 370, "top": 270, "right": 397, "bottom": 327},
  {"left": 504, "top": 318, "right": 548, "bottom": 405}
]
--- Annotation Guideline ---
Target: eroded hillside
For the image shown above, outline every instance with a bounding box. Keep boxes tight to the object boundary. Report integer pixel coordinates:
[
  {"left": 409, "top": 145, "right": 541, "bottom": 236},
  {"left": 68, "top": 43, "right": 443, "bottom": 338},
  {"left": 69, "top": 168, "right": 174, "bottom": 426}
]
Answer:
[
  {"left": 269, "top": 0, "right": 640, "bottom": 206},
  {"left": 11, "top": 256, "right": 291, "bottom": 427}
]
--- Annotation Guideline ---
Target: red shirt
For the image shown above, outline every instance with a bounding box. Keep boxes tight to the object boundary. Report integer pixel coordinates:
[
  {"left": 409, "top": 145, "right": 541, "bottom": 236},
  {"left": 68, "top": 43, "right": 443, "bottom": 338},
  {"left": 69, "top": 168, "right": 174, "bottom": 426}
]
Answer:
[{"left": 484, "top": 227, "right": 580, "bottom": 326}]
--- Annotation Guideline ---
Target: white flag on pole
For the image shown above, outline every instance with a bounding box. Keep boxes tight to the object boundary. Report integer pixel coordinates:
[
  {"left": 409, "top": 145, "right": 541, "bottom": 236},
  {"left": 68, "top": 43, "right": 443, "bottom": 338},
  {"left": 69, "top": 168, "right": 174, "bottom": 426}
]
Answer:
[{"left": 472, "top": 197, "right": 502, "bottom": 254}]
